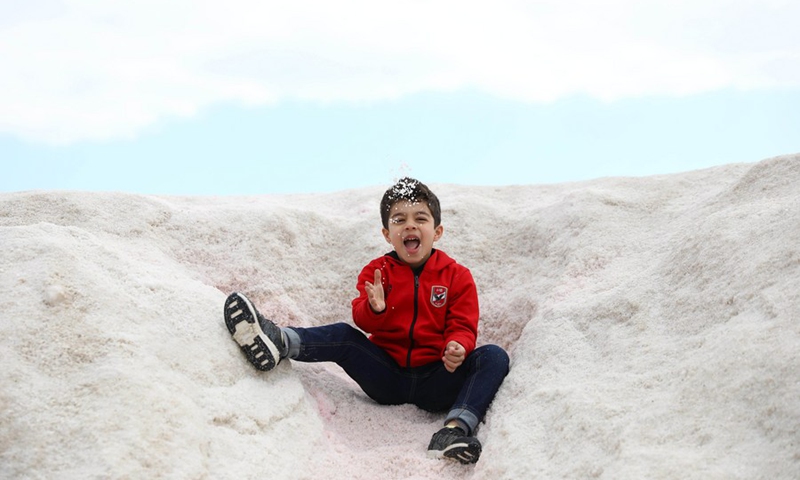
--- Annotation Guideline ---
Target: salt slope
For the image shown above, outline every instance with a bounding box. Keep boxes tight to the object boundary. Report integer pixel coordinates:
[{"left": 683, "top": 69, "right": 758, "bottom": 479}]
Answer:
[{"left": 0, "top": 154, "right": 798, "bottom": 479}]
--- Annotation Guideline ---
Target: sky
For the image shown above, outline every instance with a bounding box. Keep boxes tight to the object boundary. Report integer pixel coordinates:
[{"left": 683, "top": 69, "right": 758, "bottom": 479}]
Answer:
[{"left": 1, "top": 0, "right": 799, "bottom": 196}]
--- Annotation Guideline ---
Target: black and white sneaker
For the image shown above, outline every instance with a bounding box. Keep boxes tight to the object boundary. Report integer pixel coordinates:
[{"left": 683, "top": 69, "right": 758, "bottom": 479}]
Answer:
[
  {"left": 224, "top": 292, "right": 286, "bottom": 371},
  {"left": 427, "top": 426, "right": 482, "bottom": 464}
]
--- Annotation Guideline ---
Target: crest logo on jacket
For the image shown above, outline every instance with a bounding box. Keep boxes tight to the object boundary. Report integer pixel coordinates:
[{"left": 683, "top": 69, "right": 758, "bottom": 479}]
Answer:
[{"left": 431, "top": 286, "right": 448, "bottom": 308}]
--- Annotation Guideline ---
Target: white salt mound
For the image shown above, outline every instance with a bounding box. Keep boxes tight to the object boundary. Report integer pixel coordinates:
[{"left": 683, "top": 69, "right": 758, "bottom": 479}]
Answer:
[{"left": 1, "top": 154, "right": 798, "bottom": 479}]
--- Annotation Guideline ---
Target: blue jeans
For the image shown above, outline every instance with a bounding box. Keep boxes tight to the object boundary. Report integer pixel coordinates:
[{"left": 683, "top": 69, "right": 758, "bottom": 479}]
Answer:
[{"left": 285, "top": 323, "right": 509, "bottom": 435}]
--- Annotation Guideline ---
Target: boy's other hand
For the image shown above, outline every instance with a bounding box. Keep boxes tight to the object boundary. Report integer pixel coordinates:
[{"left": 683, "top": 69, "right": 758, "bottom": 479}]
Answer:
[
  {"left": 365, "top": 268, "right": 386, "bottom": 313},
  {"left": 443, "top": 341, "right": 465, "bottom": 372}
]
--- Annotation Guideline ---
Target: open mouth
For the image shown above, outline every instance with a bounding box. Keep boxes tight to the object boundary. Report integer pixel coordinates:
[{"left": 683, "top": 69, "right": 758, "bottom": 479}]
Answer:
[{"left": 403, "top": 236, "right": 421, "bottom": 253}]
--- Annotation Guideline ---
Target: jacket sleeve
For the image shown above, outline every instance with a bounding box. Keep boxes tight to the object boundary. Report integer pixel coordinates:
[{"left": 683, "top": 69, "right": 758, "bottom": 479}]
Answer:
[
  {"left": 443, "top": 267, "right": 479, "bottom": 357},
  {"left": 351, "top": 260, "right": 386, "bottom": 333}
]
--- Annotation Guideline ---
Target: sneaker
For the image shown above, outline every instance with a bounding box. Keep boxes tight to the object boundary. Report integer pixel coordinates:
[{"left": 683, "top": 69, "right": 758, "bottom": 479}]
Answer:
[
  {"left": 224, "top": 292, "right": 286, "bottom": 371},
  {"left": 427, "top": 426, "right": 482, "bottom": 464}
]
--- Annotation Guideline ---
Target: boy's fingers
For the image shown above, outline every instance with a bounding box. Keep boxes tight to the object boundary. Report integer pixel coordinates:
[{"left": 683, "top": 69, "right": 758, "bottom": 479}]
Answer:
[
  {"left": 442, "top": 356, "right": 461, "bottom": 373},
  {"left": 446, "top": 341, "right": 464, "bottom": 356},
  {"left": 373, "top": 269, "right": 382, "bottom": 286},
  {"left": 442, "top": 356, "right": 453, "bottom": 371}
]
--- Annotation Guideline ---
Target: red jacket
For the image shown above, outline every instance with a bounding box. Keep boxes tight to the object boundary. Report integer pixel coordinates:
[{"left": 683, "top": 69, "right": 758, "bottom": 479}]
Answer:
[{"left": 351, "top": 249, "right": 479, "bottom": 368}]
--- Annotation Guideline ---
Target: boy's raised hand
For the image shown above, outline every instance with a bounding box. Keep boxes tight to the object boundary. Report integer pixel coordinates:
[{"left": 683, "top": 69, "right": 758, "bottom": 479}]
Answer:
[
  {"left": 365, "top": 268, "right": 386, "bottom": 313},
  {"left": 443, "top": 341, "right": 465, "bottom": 372}
]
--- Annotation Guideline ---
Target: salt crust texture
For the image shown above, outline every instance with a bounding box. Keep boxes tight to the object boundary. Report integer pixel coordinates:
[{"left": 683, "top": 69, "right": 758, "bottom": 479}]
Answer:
[{"left": 1, "top": 155, "right": 798, "bottom": 479}]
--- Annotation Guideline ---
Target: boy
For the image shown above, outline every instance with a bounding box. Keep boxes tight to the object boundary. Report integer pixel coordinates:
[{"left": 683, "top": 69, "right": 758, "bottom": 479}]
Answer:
[{"left": 224, "top": 177, "right": 509, "bottom": 464}]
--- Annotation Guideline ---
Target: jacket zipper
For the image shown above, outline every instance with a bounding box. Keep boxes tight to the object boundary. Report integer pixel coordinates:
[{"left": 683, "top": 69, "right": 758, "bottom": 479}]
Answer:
[{"left": 406, "top": 273, "right": 420, "bottom": 368}]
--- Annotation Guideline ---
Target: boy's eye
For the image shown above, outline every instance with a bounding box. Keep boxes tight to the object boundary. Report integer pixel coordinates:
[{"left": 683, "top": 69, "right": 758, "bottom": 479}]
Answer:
[{"left": 391, "top": 217, "right": 404, "bottom": 224}]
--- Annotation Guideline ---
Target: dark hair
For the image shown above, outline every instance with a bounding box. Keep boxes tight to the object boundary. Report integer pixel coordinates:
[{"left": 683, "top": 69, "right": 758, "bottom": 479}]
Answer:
[{"left": 380, "top": 177, "right": 441, "bottom": 229}]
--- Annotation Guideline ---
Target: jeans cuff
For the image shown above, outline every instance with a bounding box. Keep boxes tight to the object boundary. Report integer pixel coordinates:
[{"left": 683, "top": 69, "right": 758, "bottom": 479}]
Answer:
[
  {"left": 445, "top": 408, "right": 480, "bottom": 436},
  {"left": 282, "top": 327, "right": 302, "bottom": 359}
]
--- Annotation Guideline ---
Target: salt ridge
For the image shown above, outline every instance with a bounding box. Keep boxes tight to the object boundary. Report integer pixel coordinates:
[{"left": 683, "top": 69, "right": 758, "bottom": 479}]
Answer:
[{"left": 1, "top": 154, "right": 798, "bottom": 479}]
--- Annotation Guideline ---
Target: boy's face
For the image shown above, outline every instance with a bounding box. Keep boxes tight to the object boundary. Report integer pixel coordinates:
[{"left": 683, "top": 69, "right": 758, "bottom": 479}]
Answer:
[{"left": 382, "top": 200, "right": 443, "bottom": 269}]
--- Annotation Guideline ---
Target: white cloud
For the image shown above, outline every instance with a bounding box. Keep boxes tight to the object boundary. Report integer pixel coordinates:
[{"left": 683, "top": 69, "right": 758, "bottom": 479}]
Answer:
[{"left": 1, "top": 0, "right": 798, "bottom": 144}]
